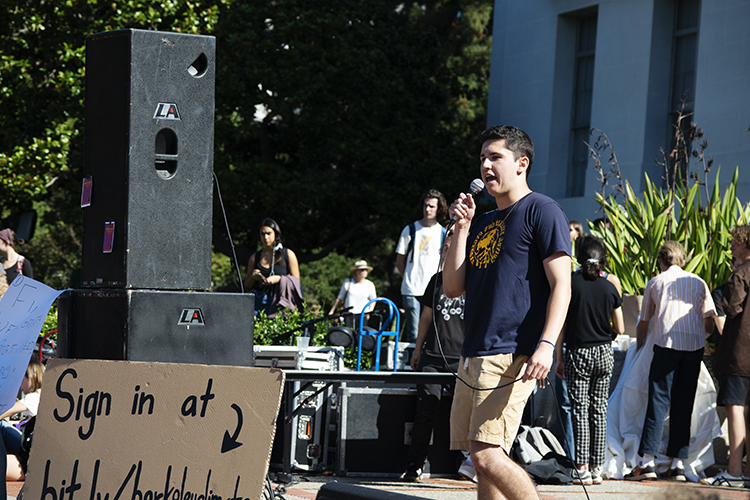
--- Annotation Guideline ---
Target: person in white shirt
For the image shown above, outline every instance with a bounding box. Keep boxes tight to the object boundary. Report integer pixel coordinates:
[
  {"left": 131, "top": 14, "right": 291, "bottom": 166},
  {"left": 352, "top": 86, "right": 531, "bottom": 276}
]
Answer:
[
  {"left": 395, "top": 190, "right": 447, "bottom": 343},
  {"left": 624, "top": 241, "right": 716, "bottom": 482},
  {"left": 329, "top": 260, "right": 378, "bottom": 317}
]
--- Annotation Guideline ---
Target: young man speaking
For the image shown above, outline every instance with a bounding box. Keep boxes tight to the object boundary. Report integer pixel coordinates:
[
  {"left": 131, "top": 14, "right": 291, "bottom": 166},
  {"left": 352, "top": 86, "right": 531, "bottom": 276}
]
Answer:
[{"left": 444, "top": 125, "right": 571, "bottom": 500}]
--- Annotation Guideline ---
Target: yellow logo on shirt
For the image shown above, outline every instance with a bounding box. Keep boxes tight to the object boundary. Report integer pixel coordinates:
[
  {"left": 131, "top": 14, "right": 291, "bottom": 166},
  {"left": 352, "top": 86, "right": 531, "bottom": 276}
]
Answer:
[
  {"left": 469, "top": 219, "right": 505, "bottom": 269},
  {"left": 419, "top": 236, "right": 432, "bottom": 252}
]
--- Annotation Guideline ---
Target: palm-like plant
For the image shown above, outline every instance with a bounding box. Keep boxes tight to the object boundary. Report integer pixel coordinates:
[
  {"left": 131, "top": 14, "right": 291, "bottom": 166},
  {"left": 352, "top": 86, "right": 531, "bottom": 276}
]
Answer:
[
  {"left": 585, "top": 114, "right": 750, "bottom": 296},
  {"left": 591, "top": 168, "right": 749, "bottom": 295}
]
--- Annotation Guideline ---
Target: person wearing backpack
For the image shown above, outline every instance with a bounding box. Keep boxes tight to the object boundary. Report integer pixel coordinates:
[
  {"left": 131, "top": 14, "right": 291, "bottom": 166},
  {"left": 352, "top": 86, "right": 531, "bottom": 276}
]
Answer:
[
  {"left": 0, "top": 228, "right": 34, "bottom": 283},
  {"left": 395, "top": 190, "right": 448, "bottom": 343}
]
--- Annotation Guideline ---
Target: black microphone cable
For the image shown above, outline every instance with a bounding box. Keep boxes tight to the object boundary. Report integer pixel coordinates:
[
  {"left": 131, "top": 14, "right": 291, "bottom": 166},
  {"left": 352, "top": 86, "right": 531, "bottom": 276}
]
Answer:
[{"left": 213, "top": 172, "right": 246, "bottom": 294}]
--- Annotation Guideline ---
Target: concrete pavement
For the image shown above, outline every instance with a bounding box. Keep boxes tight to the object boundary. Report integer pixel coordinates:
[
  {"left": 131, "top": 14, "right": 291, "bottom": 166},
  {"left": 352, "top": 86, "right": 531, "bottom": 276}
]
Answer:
[
  {"left": 274, "top": 474, "right": 750, "bottom": 500},
  {"left": 9, "top": 473, "right": 749, "bottom": 500}
]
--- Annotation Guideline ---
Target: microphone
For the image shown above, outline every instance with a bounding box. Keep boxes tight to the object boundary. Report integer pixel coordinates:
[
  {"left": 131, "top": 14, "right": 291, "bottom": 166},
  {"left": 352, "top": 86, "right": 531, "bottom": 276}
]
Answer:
[
  {"left": 468, "top": 178, "right": 484, "bottom": 197},
  {"left": 450, "top": 179, "right": 485, "bottom": 222}
]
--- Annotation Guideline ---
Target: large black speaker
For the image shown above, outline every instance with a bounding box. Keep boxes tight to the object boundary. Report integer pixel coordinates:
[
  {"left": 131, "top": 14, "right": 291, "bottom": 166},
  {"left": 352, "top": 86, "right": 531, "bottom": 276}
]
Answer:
[
  {"left": 82, "top": 29, "right": 215, "bottom": 290},
  {"left": 57, "top": 290, "right": 253, "bottom": 366}
]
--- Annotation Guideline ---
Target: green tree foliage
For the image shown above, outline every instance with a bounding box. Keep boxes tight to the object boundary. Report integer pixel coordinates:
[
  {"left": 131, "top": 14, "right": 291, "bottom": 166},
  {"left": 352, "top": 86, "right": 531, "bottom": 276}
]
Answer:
[
  {"left": 212, "top": 0, "right": 493, "bottom": 267},
  {"left": 586, "top": 123, "right": 750, "bottom": 295},
  {"left": 0, "top": 1, "right": 229, "bottom": 287},
  {"left": 211, "top": 249, "right": 237, "bottom": 291},
  {"left": 1, "top": 1, "right": 493, "bottom": 296},
  {"left": 299, "top": 251, "right": 352, "bottom": 309}
]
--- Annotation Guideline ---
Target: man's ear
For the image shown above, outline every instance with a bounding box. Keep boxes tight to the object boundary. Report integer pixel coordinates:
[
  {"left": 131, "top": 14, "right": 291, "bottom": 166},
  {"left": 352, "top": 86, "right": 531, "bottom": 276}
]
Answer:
[{"left": 517, "top": 156, "right": 530, "bottom": 174}]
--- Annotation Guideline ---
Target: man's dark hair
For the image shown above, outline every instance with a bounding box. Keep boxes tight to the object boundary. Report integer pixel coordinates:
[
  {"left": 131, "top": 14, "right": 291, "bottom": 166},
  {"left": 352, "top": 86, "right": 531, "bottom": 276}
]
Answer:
[
  {"left": 420, "top": 189, "right": 448, "bottom": 222},
  {"left": 479, "top": 125, "right": 535, "bottom": 176}
]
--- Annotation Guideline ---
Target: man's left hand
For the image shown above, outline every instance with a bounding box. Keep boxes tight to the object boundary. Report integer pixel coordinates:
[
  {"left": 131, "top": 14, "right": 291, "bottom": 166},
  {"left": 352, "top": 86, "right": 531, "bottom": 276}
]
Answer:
[{"left": 523, "top": 341, "right": 554, "bottom": 386}]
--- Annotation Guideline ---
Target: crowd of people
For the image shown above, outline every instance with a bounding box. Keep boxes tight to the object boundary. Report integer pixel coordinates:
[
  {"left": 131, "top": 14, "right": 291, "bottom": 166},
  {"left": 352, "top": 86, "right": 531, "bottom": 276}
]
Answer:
[
  {"left": 2, "top": 127, "right": 737, "bottom": 496},
  {"left": 237, "top": 125, "right": 748, "bottom": 498},
  {"left": 2, "top": 128, "right": 747, "bottom": 500}
]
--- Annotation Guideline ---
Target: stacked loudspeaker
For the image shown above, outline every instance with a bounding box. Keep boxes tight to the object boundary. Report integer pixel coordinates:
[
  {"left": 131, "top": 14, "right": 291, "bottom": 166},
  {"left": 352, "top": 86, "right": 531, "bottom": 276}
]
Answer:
[{"left": 58, "top": 29, "right": 254, "bottom": 366}]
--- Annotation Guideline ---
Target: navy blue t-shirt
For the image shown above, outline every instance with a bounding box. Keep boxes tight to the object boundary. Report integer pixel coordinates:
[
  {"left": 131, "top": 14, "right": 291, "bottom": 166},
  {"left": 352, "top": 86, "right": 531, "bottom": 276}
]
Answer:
[{"left": 462, "top": 192, "right": 570, "bottom": 358}]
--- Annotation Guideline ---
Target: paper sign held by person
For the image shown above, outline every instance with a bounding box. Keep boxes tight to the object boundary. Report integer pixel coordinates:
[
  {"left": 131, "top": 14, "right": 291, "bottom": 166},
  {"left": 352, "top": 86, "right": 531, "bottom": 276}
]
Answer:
[{"left": 0, "top": 275, "right": 64, "bottom": 414}]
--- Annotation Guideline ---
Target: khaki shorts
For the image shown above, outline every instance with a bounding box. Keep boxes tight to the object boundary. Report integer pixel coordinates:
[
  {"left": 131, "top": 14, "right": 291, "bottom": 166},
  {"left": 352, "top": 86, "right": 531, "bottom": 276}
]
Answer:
[{"left": 450, "top": 353, "right": 535, "bottom": 452}]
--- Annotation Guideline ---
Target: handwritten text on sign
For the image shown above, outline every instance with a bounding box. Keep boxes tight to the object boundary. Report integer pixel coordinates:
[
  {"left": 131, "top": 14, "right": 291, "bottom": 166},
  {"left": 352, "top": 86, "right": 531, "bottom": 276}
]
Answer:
[
  {"left": 25, "top": 360, "right": 285, "bottom": 500},
  {"left": 0, "top": 275, "right": 64, "bottom": 414}
]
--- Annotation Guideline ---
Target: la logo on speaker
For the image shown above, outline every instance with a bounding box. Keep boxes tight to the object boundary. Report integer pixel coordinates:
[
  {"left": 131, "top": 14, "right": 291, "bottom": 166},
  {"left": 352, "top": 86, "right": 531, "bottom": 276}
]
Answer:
[
  {"left": 154, "top": 102, "right": 181, "bottom": 120},
  {"left": 178, "top": 308, "right": 205, "bottom": 326}
]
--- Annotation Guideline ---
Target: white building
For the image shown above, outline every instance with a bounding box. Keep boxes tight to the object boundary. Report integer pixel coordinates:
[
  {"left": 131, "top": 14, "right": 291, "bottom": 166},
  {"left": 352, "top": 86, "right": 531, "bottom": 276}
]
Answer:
[{"left": 487, "top": 0, "right": 750, "bottom": 223}]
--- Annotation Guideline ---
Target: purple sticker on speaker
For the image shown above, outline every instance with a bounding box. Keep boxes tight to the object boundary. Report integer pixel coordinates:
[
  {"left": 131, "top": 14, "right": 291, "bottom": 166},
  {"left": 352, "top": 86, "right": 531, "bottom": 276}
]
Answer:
[
  {"left": 103, "top": 221, "right": 115, "bottom": 253},
  {"left": 81, "top": 177, "right": 93, "bottom": 208}
]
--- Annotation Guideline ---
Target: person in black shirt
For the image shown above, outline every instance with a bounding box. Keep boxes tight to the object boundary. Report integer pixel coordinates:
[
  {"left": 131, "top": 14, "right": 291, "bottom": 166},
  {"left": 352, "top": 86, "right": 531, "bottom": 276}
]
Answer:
[
  {"left": 556, "top": 236, "right": 623, "bottom": 485},
  {"left": 404, "top": 231, "right": 468, "bottom": 482},
  {"left": 243, "top": 218, "right": 300, "bottom": 316}
]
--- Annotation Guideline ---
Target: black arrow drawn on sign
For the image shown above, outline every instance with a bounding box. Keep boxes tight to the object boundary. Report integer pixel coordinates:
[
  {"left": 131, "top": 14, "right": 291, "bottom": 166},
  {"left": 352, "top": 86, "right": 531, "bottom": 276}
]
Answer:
[{"left": 221, "top": 403, "right": 243, "bottom": 453}]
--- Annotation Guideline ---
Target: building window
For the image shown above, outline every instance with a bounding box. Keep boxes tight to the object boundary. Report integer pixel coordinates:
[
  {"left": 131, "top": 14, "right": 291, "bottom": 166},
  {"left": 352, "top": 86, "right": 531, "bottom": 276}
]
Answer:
[
  {"left": 668, "top": 0, "right": 700, "bottom": 178},
  {"left": 566, "top": 13, "right": 597, "bottom": 198}
]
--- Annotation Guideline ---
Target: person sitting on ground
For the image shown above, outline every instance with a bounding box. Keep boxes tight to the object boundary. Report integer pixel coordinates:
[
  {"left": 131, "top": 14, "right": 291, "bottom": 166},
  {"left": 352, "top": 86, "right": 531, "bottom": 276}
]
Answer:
[
  {"left": 0, "top": 229, "right": 33, "bottom": 283},
  {"left": 1, "top": 358, "right": 44, "bottom": 481}
]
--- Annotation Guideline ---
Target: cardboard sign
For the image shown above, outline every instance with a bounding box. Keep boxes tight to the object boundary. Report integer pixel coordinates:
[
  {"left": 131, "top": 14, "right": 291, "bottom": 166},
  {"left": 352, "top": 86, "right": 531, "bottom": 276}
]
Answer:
[
  {"left": 25, "top": 359, "right": 285, "bottom": 500},
  {"left": 0, "top": 275, "right": 64, "bottom": 414}
]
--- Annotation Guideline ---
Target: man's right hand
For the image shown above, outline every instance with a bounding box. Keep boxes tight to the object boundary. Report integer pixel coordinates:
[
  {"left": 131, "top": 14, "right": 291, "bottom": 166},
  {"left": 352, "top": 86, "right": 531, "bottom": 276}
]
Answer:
[{"left": 449, "top": 193, "right": 476, "bottom": 229}]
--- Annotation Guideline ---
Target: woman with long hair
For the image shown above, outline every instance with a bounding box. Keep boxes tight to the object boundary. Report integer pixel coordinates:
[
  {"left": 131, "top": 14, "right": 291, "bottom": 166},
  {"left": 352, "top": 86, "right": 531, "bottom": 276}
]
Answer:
[
  {"left": 244, "top": 218, "right": 301, "bottom": 316},
  {"left": 556, "top": 236, "right": 624, "bottom": 485}
]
